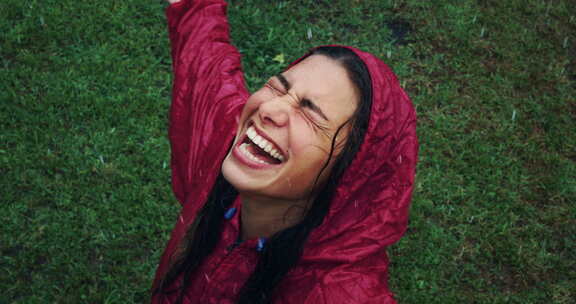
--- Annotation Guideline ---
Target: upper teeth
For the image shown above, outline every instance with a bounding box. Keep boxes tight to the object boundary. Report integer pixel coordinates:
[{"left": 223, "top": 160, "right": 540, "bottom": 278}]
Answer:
[{"left": 246, "top": 126, "right": 284, "bottom": 162}]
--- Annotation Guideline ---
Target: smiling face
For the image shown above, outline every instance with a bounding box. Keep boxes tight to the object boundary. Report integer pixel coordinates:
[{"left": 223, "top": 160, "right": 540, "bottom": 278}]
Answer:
[{"left": 221, "top": 55, "right": 359, "bottom": 203}]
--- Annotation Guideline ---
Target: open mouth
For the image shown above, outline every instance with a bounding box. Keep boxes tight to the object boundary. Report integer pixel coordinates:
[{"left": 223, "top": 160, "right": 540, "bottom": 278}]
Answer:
[{"left": 238, "top": 125, "right": 285, "bottom": 165}]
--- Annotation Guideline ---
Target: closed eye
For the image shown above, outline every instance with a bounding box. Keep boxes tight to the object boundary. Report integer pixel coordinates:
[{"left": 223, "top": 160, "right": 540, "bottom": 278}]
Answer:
[
  {"left": 300, "top": 98, "right": 329, "bottom": 122},
  {"left": 265, "top": 82, "right": 283, "bottom": 96},
  {"left": 272, "top": 74, "right": 330, "bottom": 122}
]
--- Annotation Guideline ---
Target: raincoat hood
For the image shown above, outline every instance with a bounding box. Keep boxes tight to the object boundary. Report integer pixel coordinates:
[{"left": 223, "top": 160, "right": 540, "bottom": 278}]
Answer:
[{"left": 295, "top": 46, "right": 418, "bottom": 264}]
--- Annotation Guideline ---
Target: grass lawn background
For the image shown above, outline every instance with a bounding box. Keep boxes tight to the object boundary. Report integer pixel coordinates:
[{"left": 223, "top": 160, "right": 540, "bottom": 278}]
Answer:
[{"left": 1, "top": 0, "right": 574, "bottom": 303}]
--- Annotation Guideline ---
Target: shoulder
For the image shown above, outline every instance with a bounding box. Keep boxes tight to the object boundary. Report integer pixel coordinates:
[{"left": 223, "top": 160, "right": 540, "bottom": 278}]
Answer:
[{"left": 276, "top": 267, "right": 397, "bottom": 304}]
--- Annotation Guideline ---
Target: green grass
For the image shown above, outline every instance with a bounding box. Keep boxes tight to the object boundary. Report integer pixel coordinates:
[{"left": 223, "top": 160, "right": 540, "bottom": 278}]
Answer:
[{"left": 1, "top": 0, "right": 574, "bottom": 303}]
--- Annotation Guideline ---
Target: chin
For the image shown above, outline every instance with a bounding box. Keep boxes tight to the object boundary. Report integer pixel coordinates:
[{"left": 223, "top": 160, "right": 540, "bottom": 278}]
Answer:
[
  {"left": 221, "top": 152, "right": 310, "bottom": 202},
  {"left": 221, "top": 153, "right": 253, "bottom": 193}
]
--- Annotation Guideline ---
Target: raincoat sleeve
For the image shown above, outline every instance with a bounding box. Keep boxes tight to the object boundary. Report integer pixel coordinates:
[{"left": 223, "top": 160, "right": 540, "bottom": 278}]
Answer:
[{"left": 166, "top": 0, "right": 247, "bottom": 205}]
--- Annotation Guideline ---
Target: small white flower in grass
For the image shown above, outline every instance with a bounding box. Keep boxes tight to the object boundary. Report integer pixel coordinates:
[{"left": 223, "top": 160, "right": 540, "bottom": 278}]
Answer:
[{"left": 273, "top": 53, "right": 285, "bottom": 65}]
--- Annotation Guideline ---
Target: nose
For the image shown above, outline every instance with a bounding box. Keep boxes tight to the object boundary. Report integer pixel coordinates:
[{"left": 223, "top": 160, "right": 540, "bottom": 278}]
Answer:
[{"left": 258, "top": 95, "right": 293, "bottom": 128}]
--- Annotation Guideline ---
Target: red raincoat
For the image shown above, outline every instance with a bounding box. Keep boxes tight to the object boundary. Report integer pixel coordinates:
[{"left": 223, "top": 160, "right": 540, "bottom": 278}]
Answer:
[{"left": 152, "top": 0, "right": 418, "bottom": 303}]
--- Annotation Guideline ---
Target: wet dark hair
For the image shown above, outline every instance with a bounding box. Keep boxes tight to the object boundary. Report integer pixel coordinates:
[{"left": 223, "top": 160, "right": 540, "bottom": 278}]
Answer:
[{"left": 155, "top": 46, "right": 372, "bottom": 304}]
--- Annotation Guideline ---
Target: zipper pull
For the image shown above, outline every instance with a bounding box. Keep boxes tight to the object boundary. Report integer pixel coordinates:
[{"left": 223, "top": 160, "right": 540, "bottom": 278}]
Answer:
[{"left": 256, "top": 237, "right": 267, "bottom": 252}]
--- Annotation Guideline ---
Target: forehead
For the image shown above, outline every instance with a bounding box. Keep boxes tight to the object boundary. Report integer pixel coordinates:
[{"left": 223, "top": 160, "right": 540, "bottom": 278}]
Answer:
[{"left": 282, "top": 55, "right": 359, "bottom": 123}]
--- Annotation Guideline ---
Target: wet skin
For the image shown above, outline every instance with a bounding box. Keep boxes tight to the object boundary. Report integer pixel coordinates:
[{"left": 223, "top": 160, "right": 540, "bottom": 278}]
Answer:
[{"left": 221, "top": 55, "right": 359, "bottom": 238}]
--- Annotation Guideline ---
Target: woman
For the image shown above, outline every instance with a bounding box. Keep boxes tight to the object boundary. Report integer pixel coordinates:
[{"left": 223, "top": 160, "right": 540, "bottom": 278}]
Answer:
[{"left": 153, "top": 0, "right": 418, "bottom": 303}]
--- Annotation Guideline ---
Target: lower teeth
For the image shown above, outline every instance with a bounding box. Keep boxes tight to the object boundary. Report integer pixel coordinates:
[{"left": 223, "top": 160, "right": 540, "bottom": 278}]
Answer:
[{"left": 240, "top": 143, "right": 269, "bottom": 164}]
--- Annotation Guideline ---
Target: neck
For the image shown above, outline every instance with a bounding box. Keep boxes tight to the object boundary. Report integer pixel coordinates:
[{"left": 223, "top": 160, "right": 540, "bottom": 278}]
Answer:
[{"left": 240, "top": 194, "right": 307, "bottom": 240}]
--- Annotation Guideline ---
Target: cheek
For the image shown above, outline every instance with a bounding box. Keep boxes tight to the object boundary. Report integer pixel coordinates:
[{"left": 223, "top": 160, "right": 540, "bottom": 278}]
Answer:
[
  {"left": 289, "top": 117, "right": 333, "bottom": 156},
  {"left": 239, "top": 96, "right": 261, "bottom": 120},
  {"left": 239, "top": 89, "right": 275, "bottom": 123},
  {"left": 281, "top": 144, "right": 334, "bottom": 197}
]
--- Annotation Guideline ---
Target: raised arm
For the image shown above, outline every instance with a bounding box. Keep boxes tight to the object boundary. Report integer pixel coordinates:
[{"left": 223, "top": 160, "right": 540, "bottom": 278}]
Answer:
[{"left": 166, "top": 0, "right": 248, "bottom": 205}]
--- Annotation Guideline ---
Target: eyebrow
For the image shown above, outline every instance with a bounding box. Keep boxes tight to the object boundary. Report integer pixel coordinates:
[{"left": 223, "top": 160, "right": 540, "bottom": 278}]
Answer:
[{"left": 274, "top": 74, "right": 330, "bottom": 122}]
